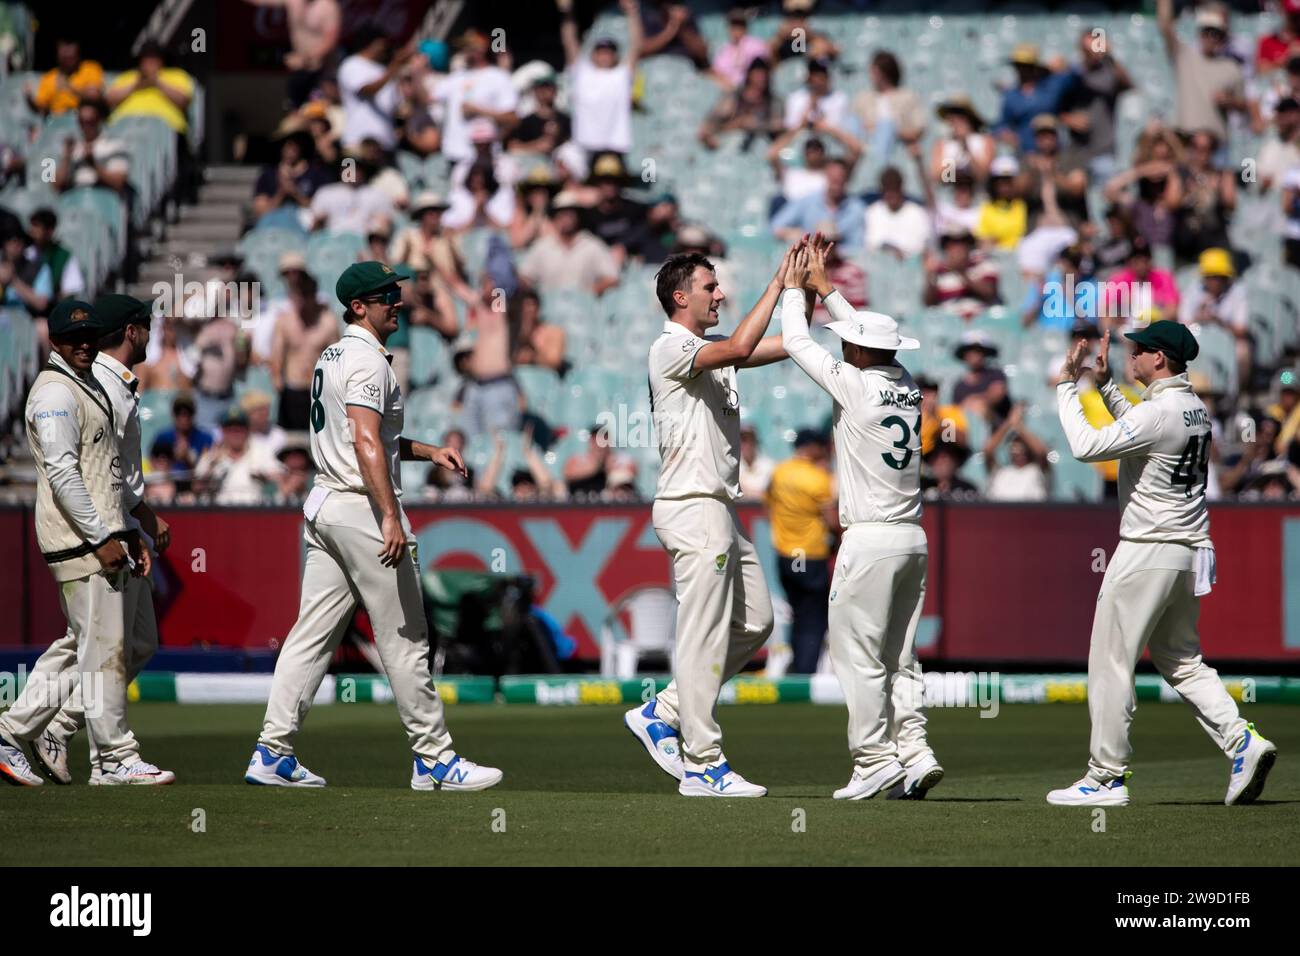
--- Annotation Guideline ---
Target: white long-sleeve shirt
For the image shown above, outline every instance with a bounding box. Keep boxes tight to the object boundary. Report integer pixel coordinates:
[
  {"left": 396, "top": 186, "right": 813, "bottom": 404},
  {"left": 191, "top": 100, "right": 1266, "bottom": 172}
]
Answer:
[
  {"left": 780, "top": 287, "right": 925, "bottom": 548},
  {"left": 92, "top": 352, "right": 144, "bottom": 516},
  {"left": 1057, "top": 374, "right": 1211, "bottom": 546},
  {"left": 27, "top": 354, "right": 114, "bottom": 546}
]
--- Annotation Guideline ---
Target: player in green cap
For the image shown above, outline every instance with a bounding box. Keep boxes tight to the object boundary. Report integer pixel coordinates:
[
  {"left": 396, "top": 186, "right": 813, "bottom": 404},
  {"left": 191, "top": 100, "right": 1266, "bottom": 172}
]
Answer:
[
  {"left": 1049, "top": 322, "right": 1277, "bottom": 807},
  {"left": 0, "top": 300, "right": 174, "bottom": 786}
]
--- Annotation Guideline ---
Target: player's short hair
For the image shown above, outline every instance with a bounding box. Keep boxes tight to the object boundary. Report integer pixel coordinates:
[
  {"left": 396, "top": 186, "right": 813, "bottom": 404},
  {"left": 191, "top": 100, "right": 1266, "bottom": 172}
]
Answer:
[
  {"left": 1165, "top": 355, "right": 1187, "bottom": 375},
  {"left": 655, "top": 252, "right": 714, "bottom": 316}
]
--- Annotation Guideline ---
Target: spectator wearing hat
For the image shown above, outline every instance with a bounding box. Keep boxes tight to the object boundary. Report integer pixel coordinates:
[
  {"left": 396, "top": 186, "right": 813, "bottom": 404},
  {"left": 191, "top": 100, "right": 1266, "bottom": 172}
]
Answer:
[
  {"left": 585, "top": 154, "right": 648, "bottom": 266},
  {"left": 765, "top": 428, "right": 835, "bottom": 674},
  {"left": 27, "top": 209, "right": 84, "bottom": 302},
  {"left": 1023, "top": 113, "right": 1090, "bottom": 227},
  {"left": 864, "top": 165, "right": 931, "bottom": 259},
  {"left": 735, "top": 423, "right": 775, "bottom": 500},
  {"left": 1256, "top": 98, "right": 1300, "bottom": 193},
  {"left": 1099, "top": 236, "right": 1179, "bottom": 330},
  {"left": 710, "top": 9, "right": 769, "bottom": 89},
  {"left": 300, "top": 97, "right": 342, "bottom": 166},
  {"left": 951, "top": 331, "right": 1009, "bottom": 413},
  {"left": 241, "top": 0, "right": 342, "bottom": 107},
  {"left": 559, "top": 0, "right": 641, "bottom": 161},
  {"left": 269, "top": 267, "right": 340, "bottom": 431},
  {"left": 923, "top": 230, "right": 999, "bottom": 317},
  {"left": 771, "top": 158, "right": 865, "bottom": 249},
  {"left": 272, "top": 436, "right": 316, "bottom": 504},
  {"left": 195, "top": 407, "right": 285, "bottom": 505},
  {"left": 308, "top": 159, "right": 395, "bottom": 233},
  {"left": 699, "top": 58, "right": 782, "bottom": 151},
  {"left": 1179, "top": 247, "right": 1250, "bottom": 388},
  {"left": 26, "top": 36, "right": 103, "bottom": 116},
  {"left": 995, "top": 42, "right": 1076, "bottom": 153},
  {"left": 336, "top": 23, "right": 416, "bottom": 153},
  {"left": 240, "top": 389, "right": 287, "bottom": 458},
  {"left": 390, "top": 191, "right": 477, "bottom": 307},
  {"left": 509, "top": 168, "right": 562, "bottom": 250},
  {"left": 784, "top": 57, "right": 852, "bottom": 138},
  {"left": 253, "top": 128, "right": 331, "bottom": 230},
  {"left": 152, "top": 394, "right": 215, "bottom": 478},
  {"left": 506, "top": 72, "right": 572, "bottom": 156},
  {"left": 974, "top": 156, "right": 1028, "bottom": 250},
  {"left": 1174, "top": 128, "right": 1236, "bottom": 266},
  {"left": 1059, "top": 27, "right": 1132, "bottom": 184},
  {"left": 921, "top": 440, "right": 979, "bottom": 501},
  {"left": 983, "top": 404, "right": 1051, "bottom": 501},
  {"left": 105, "top": 40, "right": 197, "bottom": 204},
  {"left": 518, "top": 192, "right": 619, "bottom": 294},
  {"left": 363, "top": 215, "right": 394, "bottom": 264},
  {"left": 1266, "top": 368, "right": 1300, "bottom": 458},
  {"left": 852, "top": 50, "right": 924, "bottom": 163},
  {"left": 930, "top": 95, "right": 994, "bottom": 186},
  {"left": 637, "top": 0, "right": 709, "bottom": 69},
  {"left": 1157, "top": 0, "right": 1245, "bottom": 144}
]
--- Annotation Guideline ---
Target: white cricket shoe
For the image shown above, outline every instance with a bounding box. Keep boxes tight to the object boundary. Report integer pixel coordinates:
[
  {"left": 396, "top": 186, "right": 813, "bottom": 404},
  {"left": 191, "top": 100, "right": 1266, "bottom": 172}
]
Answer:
[
  {"left": 92, "top": 760, "right": 176, "bottom": 786},
  {"left": 1046, "top": 776, "right": 1129, "bottom": 806},
  {"left": 0, "top": 731, "right": 43, "bottom": 787},
  {"left": 624, "top": 699, "right": 684, "bottom": 780},
  {"left": 1225, "top": 723, "right": 1278, "bottom": 806},
  {"left": 835, "top": 760, "right": 907, "bottom": 801},
  {"left": 244, "top": 744, "right": 326, "bottom": 787},
  {"left": 678, "top": 761, "right": 766, "bottom": 798},
  {"left": 29, "top": 731, "right": 72, "bottom": 785},
  {"left": 887, "top": 754, "right": 945, "bottom": 800},
  {"left": 411, "top": 754, "right": 503, "bottom": 792}
]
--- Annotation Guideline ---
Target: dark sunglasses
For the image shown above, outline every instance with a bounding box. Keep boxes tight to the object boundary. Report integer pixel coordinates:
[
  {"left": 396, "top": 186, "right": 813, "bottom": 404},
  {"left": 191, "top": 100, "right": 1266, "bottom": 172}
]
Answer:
[{"left": 359, "top": 287, "right": 402, "bottom": 305}]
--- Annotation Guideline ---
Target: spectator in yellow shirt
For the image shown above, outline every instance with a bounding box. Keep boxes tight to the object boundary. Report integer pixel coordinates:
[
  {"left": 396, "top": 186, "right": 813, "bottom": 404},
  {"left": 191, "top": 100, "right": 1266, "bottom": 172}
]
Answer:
[
  {"left": 28, "top": 38, "right": 104, "bottom": 116},
  {"left": 1066, "top": 323, "right": 1142, "bottom": 496},
  {"left": 974, "top": 155, "right": 1028, "bottom": 250},
  {"left": 916, "top": 374, "right": 969, "bottom": 455},
  {"left": 766, "top": 429, "right": 836, "bottom": 674},
  {"left": 106, "top": 41, "right": 198, "bottom": 204}
]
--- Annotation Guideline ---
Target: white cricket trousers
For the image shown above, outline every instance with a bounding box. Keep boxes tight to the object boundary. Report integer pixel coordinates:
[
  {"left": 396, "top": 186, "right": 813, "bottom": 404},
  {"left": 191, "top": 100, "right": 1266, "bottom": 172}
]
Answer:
[
  {"left": 827, "top": 525, "right": 932, "bottom": 775},
  {"left": 1087, "top": 540, "right": 1247, "bottom": 782},
  {"left": 650, "top": 496, "right": 774, "bottom": 773},
  {"left": 258, "top": 491, "right": 454, "bottom": 761},
  {"left": 39, "top": 573, "right": 158, "bottom": 754},
  {"left": 0, "top": 570, "right": 140, "bottom": 768}
]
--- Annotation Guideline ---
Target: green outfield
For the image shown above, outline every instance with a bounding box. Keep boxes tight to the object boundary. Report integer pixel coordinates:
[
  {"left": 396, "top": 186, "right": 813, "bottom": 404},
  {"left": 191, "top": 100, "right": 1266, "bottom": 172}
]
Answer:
[{"left": 2, "top": 702, "right": 1295, "bottom": 866}]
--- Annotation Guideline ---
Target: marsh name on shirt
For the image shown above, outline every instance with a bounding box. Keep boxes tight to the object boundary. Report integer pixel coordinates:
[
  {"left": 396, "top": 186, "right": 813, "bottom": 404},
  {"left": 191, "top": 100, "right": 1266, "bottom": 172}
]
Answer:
[{"left": 880, "top": 388, "right": 921, "bottom": 409}]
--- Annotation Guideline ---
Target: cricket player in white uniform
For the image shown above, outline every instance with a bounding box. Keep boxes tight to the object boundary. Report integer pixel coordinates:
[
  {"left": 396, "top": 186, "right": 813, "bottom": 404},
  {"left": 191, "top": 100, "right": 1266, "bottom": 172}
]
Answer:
[
  {"left": 19, "top": 295, "right": 173, "bottom": 785},
  {"left": 0, "top": 300, "right": 173, "bottom": 787},
  {"left": 781, "top": 239, "right": 943, "bottom": 800},
  {"left": 1050, "top": 322, "right": 1277, "bottom": 807},
  {"left": 246, "top": 261, "right": 502, "bottom": 791},
  {"left": 625, "top": 240, "right": 800, "bottom": 798}
]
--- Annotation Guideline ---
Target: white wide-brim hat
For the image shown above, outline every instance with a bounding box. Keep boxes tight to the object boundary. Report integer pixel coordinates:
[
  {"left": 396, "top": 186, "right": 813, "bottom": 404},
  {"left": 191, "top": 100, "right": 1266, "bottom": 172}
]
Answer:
[{"left": 825, "top": 311, "right": 919, "bottom": 350}]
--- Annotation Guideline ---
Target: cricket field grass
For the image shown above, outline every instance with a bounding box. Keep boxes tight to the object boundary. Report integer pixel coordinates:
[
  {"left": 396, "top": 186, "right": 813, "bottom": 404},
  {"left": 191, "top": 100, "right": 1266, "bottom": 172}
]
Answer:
[{"left": 2, "top": 702, "right": 1295, "bottom": 866}]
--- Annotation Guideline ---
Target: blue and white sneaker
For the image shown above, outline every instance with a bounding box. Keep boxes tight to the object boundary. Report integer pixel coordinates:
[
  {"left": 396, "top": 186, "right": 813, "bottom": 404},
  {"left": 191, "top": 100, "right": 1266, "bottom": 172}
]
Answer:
[
  {"left": 1225, "top": 723, "right": 1277, "bottom": 806},
  {"left": 411, "top": 754, "right": 503, "bottom": 792},
  {"left": 624, "top": 699, "right": 684, "bottom": 780},
  {"left": 678, "top": 761, "right": 766, "bottom": 798},
  {"left": 1046, "top": 775, "right": 1129, "bottom": 806},
  {"left": 835, "top": 759, "right": 907, "bottom": 801},
  {"left": 244, "top": 744, "right": 326, "bottom": 787}
]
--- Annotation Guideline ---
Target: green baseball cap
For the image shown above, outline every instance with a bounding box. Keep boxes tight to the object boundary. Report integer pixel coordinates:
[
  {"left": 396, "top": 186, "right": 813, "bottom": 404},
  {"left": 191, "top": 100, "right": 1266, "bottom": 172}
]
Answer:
[
  {"left": 1124, "top": 321, "right": 1199, "bottom": 365},
  {"left": 93, "top": 294, "right": 152, "bottom": 335},
  {"left": 335, "top": 260, "right": 413, "bottom": 308},
  {"left": 48, "top": 299, "right": 105, "bottom": 337}
]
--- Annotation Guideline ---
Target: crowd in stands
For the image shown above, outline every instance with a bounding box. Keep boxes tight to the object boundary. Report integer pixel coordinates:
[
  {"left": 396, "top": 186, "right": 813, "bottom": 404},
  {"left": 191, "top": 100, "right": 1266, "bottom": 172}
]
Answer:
[{"left": 5, "top": 0, "right": 1300, "bottom": 507}]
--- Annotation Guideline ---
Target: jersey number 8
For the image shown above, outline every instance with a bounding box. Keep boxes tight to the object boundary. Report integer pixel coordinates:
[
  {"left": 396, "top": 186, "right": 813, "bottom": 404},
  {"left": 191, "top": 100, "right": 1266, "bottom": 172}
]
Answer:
[{"left": 310, "top": 368, "right": 325, "bottom": 433}]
